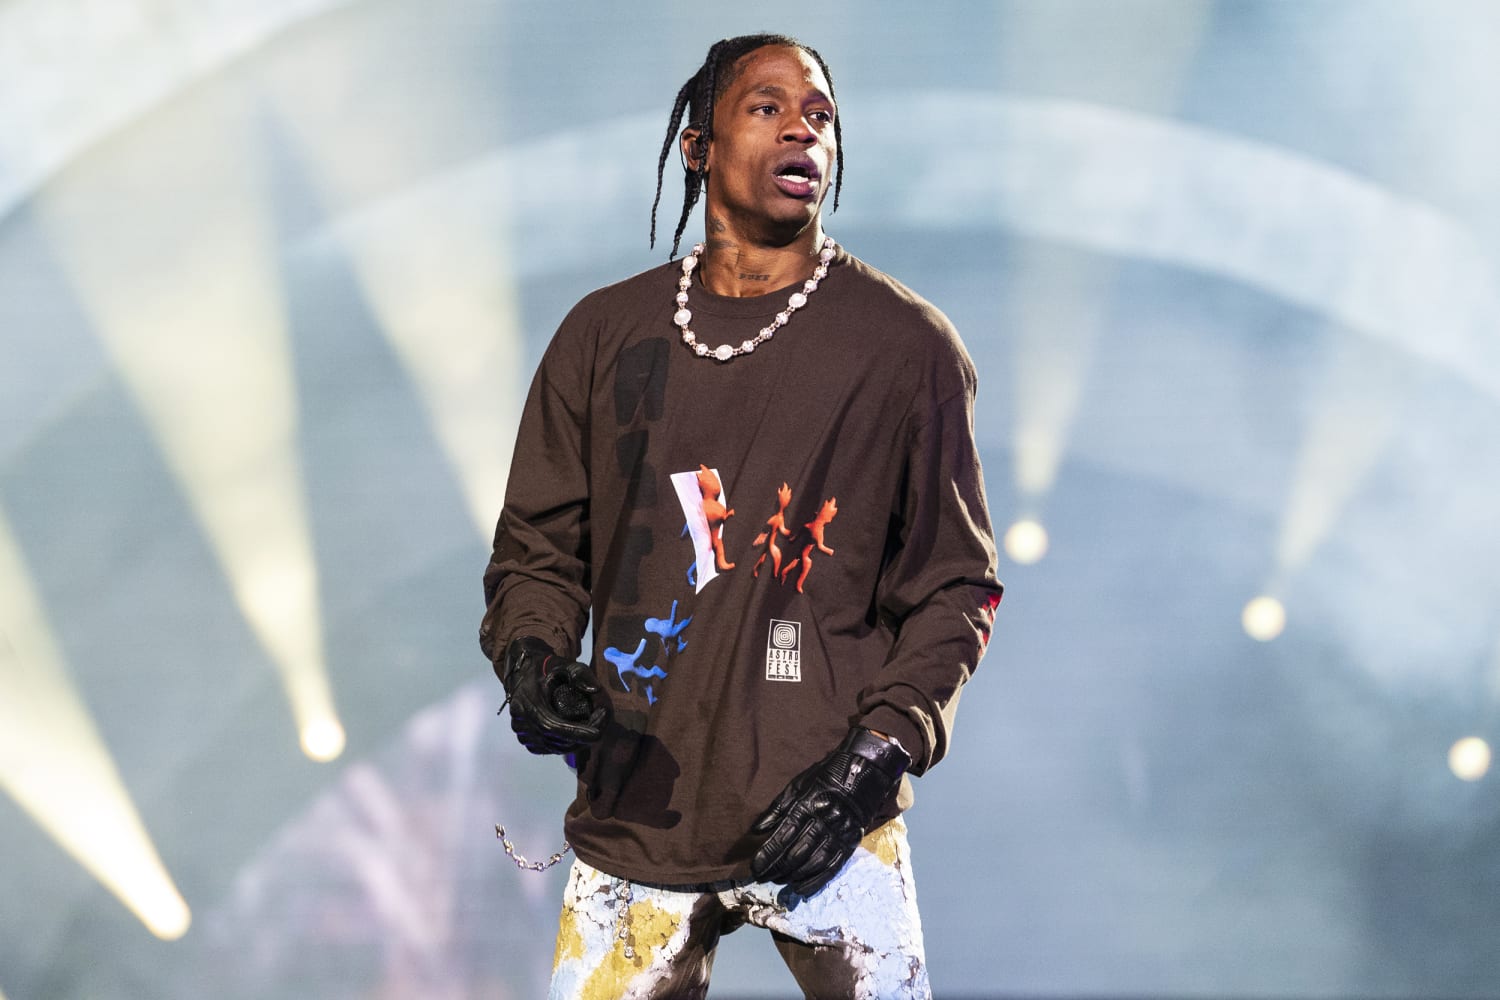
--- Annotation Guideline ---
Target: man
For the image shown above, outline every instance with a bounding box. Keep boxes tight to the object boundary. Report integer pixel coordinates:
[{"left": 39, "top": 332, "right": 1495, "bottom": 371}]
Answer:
[{"left": 481, "top": 33, "right": 1002, "bottom": 999}]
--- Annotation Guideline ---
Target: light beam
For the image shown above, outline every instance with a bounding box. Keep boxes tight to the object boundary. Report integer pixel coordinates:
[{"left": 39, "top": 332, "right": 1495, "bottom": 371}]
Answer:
[
  {"left": 37, "top": 83, "right": 342, "bottom": 762},
  {"left": 1006, "top": 253, "right": 1114, "bottom": 500},
  {"left": 259, "top": 37, "right": 525, "bottom": 537},
  {"left": 0, "top": 505, "right": 190, "bottom": 939},
  {"left": 995, "top": 2, "right": 1211, "bottom": 506},
  {"left": 1275, "top": 335, "right": 1404, "bottom": 575}
]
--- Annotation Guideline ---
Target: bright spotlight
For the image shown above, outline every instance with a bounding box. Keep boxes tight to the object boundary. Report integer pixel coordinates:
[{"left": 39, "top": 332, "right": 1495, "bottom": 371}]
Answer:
[
  {"left": 1, "top": 510, "right": 191, "bottom": 940},
  {"left": 1004, "top": 518, "right": 1049, "bottom": 565},
  {"left": 1242, "top": 596, "right": 1286, "bottom": 642},
  {"left": 1449, "top": 737, "right": 1491, "bottom": 782},
  {"left": 38, "top": 98, "right": 343, "bottom": 766},
  {"left": 137, "top": 882, "right": 193, "bottom": 940},
  {"left": 300, "top": 717, "right": 347, "bottom": 762}
]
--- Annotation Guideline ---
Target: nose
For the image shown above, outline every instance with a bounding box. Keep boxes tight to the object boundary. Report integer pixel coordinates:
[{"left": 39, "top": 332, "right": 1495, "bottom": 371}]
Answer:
[{"left": 781, "top": 116, "right": 816, "bottom": 144}]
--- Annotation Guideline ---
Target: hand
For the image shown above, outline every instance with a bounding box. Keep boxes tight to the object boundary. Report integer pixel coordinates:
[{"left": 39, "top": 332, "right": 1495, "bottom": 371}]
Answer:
[
  {"left": 500, "top": 636, "right": 610, "bottom": 755},
  {"left": 749, "top": 727, "right": 911, "bottom": 896}
]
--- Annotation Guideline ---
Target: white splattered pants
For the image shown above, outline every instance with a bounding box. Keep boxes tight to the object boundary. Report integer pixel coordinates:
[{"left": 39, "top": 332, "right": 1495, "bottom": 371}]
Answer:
[{"left": 548, "top": 816, "right": 930, "bottom": 999}]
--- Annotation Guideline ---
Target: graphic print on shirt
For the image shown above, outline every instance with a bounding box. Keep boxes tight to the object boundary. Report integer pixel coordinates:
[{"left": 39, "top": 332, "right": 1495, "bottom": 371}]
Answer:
[
  {"left": 602, "top": 638, "right": 667, "bottom": 705},
  {"left": 720, "top": 479, "right": 845, "bottom": 594},
  {"left": 778, "top": 496, "right": 839, "bottom": 594},
  {"left": 670, "top": 465, "right": 735, "bottom": 594},
  {"left": 604, "top": 598, "right": 693, "bottom": 706},
  {"left": 750, "top": 482, "right": 794, "bottom": 579},
  {"left": 645, "top": 599, "right": 692, "bottom": 653},
  {"left": 765, "top": 619, "right": 802, "bottom": 682},
  {"left": 646, "top": 469, "right": 846, "bottom": 702}
]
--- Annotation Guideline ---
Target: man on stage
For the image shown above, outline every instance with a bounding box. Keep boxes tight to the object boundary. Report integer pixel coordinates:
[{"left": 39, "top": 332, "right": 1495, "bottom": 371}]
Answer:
[{"left": 481, "top": 33, "right": 1003, "bottom": 999}]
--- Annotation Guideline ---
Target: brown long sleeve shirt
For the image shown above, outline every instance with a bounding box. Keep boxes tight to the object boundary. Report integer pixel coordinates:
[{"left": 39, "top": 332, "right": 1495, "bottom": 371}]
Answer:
[{"left": 481, "top": 248, "right": 1002, "bottom": 885}]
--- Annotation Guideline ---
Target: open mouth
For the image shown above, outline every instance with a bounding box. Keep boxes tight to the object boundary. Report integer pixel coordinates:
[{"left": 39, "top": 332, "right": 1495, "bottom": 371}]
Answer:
[{"left": 773, "top": 158, "right": 821, "bottom": 197}]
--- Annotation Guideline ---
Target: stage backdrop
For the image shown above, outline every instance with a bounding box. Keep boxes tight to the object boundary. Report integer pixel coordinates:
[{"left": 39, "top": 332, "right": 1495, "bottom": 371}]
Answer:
[{"left": 2, "top": 1, "right": 1498, "bottom": 997}]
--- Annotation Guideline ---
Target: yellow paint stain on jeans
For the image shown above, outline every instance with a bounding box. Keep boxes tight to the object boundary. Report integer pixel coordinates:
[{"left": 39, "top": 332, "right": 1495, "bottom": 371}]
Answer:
[
  {"left": 861, "top": 823, "right": 901, "bottom": 868},
  {"left": 554, "top": 904, "right": 584, "bottom": 971},
  {"left": 579, "top": 899, "right": 681, "bottom": 998}
]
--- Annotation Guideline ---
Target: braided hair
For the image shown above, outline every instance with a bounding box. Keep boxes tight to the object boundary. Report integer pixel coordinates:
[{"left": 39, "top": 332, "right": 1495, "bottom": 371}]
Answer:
[{"left": 650, "top": 33, "right": 844, "bottom": 258}]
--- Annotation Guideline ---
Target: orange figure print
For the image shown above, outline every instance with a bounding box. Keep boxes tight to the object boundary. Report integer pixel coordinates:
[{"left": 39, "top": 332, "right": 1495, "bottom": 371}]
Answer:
[
  {"left": 696, "top": 464, "right": 736, "bottom": 571},
  {"left": 752, "top": 482, "right": 794, "bottom": 578},
  {"left": 780, "top": 497, "right": 838, "bottom": 593}
]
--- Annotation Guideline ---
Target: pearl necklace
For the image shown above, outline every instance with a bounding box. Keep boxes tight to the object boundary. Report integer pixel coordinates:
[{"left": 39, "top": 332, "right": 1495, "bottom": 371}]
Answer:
[{"left": 672, "top": 236, "right": 836, "bottom": 363}]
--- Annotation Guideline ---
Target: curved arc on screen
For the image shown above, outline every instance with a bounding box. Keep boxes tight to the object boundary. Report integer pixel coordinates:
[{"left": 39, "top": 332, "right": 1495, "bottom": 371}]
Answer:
[{"left": 303, "top": 93, "right": 1499, "bottom": 406}]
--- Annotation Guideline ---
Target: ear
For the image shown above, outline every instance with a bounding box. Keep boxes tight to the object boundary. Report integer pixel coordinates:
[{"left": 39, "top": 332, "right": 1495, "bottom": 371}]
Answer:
[{"left": 680, "top": 126, "right": 709, "bottom": 174}]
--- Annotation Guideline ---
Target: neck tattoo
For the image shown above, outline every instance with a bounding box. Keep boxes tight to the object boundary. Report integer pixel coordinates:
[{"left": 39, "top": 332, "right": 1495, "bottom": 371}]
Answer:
[{"left": 673, "top": 237, "right": 836, "bottom": 363}]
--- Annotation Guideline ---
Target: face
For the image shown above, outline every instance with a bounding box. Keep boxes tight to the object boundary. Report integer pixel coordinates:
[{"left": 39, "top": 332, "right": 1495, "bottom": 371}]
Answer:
[{"left": 684, "top": 45, "right": 837, "bottom": 243}]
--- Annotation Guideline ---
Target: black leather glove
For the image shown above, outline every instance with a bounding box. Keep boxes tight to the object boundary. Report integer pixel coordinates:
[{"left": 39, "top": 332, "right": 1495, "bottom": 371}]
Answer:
[
  {"left": 749, "top": 727, "right": 911, "bottom": 897},
  {"left": 499, "top": 636, "right": 610, "bottom": 755}
]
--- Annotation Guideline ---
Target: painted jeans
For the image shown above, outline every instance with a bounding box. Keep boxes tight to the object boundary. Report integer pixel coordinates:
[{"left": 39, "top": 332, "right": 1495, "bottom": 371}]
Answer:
[{"left": 548, "top": 816, "right": 929, "bottom": 999}]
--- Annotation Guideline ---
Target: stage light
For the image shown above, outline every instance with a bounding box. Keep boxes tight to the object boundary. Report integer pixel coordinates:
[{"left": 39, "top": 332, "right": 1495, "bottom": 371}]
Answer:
[
  {"left": 1449, "top": 737, "right": 1491, "bottom": 782},
  {"left": 0, "top": 509, "right": 190, "bottom": 940},
  {"left": 1242, "top": 596, "right": 1286, "bottom": 642},
  {"left": 37, "top": 90, "right": 342, "bottom": 766},
  {"left": 1004, "top": 518, "right": 1049, "bottom": 565},
  {"left": 299, "top": 716, "right": 347, "bottom": 763}
]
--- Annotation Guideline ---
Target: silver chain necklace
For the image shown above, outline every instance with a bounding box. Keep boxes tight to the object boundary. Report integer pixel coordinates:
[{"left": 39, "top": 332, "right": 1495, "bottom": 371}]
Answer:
[{"left": 673, "top": 236, "right": 836, "bottom": 362}]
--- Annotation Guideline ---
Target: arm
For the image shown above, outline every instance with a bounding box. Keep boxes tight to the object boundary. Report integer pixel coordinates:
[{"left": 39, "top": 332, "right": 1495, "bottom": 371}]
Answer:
[
  {"left": 480, "top": 313, "right": 593, "bottom": 665},
  {"left": 855, "top": 383, "right": 1003, "bottom": 775},
  {"left": 752, "top": 358, "right": 1002, "bottom": 893},
  {"left": 480, "top": 309, "right": 604, "bottom": 752}
]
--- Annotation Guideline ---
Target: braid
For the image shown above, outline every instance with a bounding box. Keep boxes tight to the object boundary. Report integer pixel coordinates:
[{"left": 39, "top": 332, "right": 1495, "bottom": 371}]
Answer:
[
  {"left": 650, "top": 34, "right": 844, "bottom": 258},
  {"left": 649, "top": 78, "right": 696, "bottom": 256}
]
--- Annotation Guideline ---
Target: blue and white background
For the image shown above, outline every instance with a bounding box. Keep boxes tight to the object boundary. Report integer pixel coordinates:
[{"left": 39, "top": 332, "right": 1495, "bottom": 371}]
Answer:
[{"left": 2, "top": 2, "right": 1498, "bottom": 997}]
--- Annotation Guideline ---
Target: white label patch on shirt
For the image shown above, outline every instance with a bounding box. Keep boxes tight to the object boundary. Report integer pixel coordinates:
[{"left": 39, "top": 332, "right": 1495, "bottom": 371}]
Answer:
[{"left": 765, "top": 619, "right": 802, "bottom": 682}]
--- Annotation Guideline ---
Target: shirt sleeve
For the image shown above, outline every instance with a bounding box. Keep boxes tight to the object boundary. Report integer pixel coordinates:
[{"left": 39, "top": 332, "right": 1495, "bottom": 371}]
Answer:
[
  {"left": 855, "top": 364, "right": 1004, "bottom": 775},
  {"left": 478, "top": 307, "right": 595, "bottom": 667}
]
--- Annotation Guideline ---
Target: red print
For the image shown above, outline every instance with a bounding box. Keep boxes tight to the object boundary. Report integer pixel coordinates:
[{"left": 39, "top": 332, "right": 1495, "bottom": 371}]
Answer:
[
  {"left": 751, "top": 482, "right": 794, "bottom": 578},
  {"left": 696, "top": 464, "right": 736, "bottom": 571},
  {"left": 780, "top": 497, "right": 838, "bottom": 594}
]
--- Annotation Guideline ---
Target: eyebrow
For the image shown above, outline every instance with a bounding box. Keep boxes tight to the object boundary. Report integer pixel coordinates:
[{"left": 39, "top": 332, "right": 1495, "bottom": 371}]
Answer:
[{"left": 749, "top": 83, "right": 833, "bottom": 105}]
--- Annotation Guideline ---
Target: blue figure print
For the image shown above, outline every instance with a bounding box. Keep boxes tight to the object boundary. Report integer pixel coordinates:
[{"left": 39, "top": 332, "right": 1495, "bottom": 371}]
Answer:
[
  {"left": 683, "top": 523, "right": 698, "bottom": 587},
  {"left": 604, "top": 637, "right": 669, "bottom": 704},
  {"left": 603, "top": 638, "right": 648, "bottom": 687},
  {"left": 645, "top": 599, "right": 692, "bottom": 654}
]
